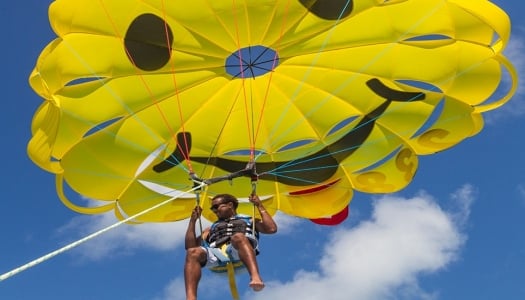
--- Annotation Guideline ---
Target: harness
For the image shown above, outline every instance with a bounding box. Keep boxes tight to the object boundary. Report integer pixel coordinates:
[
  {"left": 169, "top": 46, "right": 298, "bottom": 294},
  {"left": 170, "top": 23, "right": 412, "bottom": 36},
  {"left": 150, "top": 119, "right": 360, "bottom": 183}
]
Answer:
[
  {"left": 206, "top": 214, "right": 259, "bottom": 250},
  {"left": 203, "top": 214, "right": 259, "bottom": 275}
]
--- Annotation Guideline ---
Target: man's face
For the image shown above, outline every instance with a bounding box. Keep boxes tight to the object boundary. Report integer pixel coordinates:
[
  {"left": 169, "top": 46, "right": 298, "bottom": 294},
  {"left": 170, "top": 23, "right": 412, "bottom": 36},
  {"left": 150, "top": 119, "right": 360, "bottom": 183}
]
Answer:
[{"left": 210, "top": 197, "right": 234, "bottom": 219}]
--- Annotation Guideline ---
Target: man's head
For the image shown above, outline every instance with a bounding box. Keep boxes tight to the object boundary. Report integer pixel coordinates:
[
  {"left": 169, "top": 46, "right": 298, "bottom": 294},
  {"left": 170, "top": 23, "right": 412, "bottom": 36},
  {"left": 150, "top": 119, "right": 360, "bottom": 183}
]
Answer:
[{"left": 210, "top": 194, "right": 238, "bottom": 219}]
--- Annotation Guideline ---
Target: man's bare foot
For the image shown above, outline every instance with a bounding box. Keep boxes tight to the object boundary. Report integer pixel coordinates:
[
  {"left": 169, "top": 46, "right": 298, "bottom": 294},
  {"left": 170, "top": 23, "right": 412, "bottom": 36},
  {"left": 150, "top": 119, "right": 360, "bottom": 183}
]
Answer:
[{"left": 249, "top": 280, "right": 265, "bottom": 292}]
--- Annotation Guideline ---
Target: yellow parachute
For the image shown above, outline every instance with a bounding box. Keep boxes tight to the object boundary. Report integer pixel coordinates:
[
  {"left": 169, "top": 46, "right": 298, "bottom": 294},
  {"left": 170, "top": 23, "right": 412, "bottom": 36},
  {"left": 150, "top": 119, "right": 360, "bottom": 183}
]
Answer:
[{"left": 28, "top": 0, "right": 517, "bottom": 224}]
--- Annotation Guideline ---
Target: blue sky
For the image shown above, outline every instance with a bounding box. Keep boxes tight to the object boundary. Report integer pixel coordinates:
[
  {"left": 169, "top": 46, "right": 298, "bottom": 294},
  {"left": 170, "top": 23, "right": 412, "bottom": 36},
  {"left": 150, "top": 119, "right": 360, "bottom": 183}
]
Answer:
[{"left": 1, "top": 1, "right": 524, "bottom": 299}]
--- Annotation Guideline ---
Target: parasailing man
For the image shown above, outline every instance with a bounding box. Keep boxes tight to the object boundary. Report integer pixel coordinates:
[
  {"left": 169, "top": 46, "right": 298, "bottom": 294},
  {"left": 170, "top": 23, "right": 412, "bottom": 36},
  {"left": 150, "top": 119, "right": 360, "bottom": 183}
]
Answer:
[{"left": 184, "top": 193, "right": 278, "bottom": 300}]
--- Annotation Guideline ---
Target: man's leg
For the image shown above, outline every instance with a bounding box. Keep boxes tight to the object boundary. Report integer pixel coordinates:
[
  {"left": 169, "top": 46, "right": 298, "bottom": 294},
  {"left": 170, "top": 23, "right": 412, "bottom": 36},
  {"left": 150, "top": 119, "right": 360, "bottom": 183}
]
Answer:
[
  {"left": 230, "top": 234, "right": 264, "bottom": 291},
  {"left": 184, "top": 247, "right": 207, "bottom": 300}
]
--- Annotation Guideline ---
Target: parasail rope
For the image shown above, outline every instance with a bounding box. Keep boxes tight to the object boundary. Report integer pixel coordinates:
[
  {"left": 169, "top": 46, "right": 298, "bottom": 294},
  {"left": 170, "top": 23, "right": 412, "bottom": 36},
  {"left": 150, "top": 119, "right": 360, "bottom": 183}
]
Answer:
[
  {"left": 0, "top": 182, "right": 206, "bottom": 282},
  {"left": 250, "top": 168, "right": 258, "bottom": 235},
  {"left": 192, "top": 184, "right": 204, "bottom": 238}
]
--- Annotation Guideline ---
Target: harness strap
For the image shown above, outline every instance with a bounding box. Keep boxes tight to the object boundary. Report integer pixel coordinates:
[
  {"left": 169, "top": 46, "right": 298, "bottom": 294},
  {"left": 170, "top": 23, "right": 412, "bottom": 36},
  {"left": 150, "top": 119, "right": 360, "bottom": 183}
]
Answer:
[
  {"left": 220, "top": 244, "right": 241, "bottom": 300},
  {"left": 204, "top": 247, "right": 242, "bottom": 299},
  {"left": 226, "top": 262, "right": 240, "bottom": 300},
  {"left": 208, "top": 247, "right": 230, "bottom": 263},
  {"left": 208, "top": 244, "right": 245, "bottom": 272}
]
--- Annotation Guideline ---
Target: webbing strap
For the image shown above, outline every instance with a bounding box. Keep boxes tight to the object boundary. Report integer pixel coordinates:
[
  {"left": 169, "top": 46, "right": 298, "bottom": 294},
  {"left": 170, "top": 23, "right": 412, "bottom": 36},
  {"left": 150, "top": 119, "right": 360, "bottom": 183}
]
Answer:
[
  {"left": 215, "top": 245, "right": 240, "bottom": 300},
  {"left": 226, "top": 262, "right": 240, "bottom": 300},
  {"left": 208, "top": 247, "right": 230, "bottom": 263}
]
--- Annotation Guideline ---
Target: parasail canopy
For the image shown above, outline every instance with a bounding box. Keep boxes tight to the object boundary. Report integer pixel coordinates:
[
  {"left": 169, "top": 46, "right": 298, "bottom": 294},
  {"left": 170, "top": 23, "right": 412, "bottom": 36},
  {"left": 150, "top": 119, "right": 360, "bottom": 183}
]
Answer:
[{"left": 28, "top": 0, "right": 517, "bottom": 224}]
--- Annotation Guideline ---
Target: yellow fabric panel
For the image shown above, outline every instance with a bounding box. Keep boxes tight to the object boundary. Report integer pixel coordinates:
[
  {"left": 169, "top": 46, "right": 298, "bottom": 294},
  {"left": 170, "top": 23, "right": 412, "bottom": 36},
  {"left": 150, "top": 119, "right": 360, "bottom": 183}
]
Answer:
[{"left": 27, "top": 0, "right": 516, "bottom": 223}]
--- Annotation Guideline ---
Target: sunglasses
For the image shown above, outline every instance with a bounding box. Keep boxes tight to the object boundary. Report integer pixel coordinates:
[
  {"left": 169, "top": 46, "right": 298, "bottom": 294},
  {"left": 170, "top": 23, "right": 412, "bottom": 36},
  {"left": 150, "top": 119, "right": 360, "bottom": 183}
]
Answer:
[{"left": 210, "top": 201, "right": 229, "bottom": 211}]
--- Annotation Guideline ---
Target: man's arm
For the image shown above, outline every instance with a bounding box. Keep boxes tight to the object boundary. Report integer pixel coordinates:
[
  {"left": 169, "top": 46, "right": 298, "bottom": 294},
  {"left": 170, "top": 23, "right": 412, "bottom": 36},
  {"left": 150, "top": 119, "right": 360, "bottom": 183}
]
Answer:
[
  {"left": 249, "top": 194, "right": 277, "bottom": 234},
  {"left": 185, "top": 206, "right": 203, "bottom": 249}
]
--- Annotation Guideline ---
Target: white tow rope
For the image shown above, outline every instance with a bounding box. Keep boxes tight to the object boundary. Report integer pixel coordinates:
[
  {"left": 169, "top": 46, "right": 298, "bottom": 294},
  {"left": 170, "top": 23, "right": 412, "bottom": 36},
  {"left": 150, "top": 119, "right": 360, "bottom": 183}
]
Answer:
[{"left": 0, "top": 183, "right": 205, "bottom": 282}]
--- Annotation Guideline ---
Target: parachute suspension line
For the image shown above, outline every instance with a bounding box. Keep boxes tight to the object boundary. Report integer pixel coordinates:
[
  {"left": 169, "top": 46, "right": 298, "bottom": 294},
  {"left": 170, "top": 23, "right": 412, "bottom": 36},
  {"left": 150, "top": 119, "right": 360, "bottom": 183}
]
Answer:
[
  {"left": 256, "top": 0, "right": 440, "bottom": 177},
  {"left": 253, "top": 0, "right": 290, "bottom": 149},
  {"left": 0, "top": 183, "right": 206, "bottom": 282},
  {"left": 250, "top": 167, "right": 258, "bottom": 235},
  {"left": 234, "top": 0, "right": 383, "bottom": 186},
  {"left": 54, "top": 5, "right": 181, "bottom": 174},
  {"left": 229, "top": 0, "right": 253, "bottom": 153},
  {"left": 101, "top": 0, "right": 194, "bottom": 173},
  {"left": 266, "top": 6, "right": 350, "bottom": 153},
  {"left": 158, "top": 0, "right": 194, "bottom": 173},
  {"left": 230, "top": 1, "right": 263, "bottom": 159},
  {"left": 262, "top": 0, "right": 351, "bottom": 152},
  {"left": 195, "top": 86, "right": 247, "bottom": 179},
  {"left": 246, "top": 2, "right": 290, "bottom": 167},
  {"left": 243, "top": 1, "right": 351, "bottom": 182},
  {"left": 192, "top": 180, "right": 205, "bottom": 238}
]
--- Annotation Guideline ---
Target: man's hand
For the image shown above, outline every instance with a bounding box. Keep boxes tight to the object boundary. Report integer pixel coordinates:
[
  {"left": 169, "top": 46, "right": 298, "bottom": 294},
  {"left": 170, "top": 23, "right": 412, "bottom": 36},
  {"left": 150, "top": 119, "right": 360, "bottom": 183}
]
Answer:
[
  {"left": 185, "top": 206, "right": 203, "bottom": 249},
  {"left": 248, "top": 194, "right": 262, "bottom": 206},
  {"left": 249, "top": 194, "right": 277, "bottom": 234},
  {"left": 190, "top": 206, "right": 202, "bottom": 222}
]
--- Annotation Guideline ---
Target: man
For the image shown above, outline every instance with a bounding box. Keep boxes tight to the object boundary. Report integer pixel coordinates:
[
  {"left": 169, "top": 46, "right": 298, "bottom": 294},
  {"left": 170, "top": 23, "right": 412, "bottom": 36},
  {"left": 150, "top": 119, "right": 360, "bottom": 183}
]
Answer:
[{"left": 184, "top": 193, "right": 278, "bottom": 300}]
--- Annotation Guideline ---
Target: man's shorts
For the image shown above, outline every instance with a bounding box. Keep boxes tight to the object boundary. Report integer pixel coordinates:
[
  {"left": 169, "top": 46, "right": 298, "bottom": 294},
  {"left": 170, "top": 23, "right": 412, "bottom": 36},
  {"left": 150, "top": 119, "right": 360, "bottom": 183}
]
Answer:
[{"left": 202, "top": 244, "right": 240, "bottom": 268}]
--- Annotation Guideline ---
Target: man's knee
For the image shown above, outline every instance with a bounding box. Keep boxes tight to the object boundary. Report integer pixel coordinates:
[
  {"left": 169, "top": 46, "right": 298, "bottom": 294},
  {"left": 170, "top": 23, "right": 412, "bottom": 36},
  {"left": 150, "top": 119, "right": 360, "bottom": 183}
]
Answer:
[
  {"left": 186, "top": 247, "right": 207, "bottom": 264},
  {"left": 231, "top": 233, "right": 250, "bottom": 245}
]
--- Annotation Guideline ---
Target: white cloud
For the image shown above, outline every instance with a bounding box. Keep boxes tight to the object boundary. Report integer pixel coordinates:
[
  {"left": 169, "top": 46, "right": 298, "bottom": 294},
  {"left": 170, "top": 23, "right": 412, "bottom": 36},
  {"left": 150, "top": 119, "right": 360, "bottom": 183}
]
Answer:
[
  {"left": 155, "top": 277, "right": 186, "bottom": 300},
  {"left": 479, "top": 29, "right": 524, "bottom": 125},
  {"left": 447, "top": 184, "right": 476, "bottom": 227},
  {"left": 242, "top": 189, "right": 470, "bottom": 300},
  {"left": 506, "top": 34, "right": 525, "bottom": 91},
  {"left": 272, "top": 212, "right": 303, "bottom": 234}
]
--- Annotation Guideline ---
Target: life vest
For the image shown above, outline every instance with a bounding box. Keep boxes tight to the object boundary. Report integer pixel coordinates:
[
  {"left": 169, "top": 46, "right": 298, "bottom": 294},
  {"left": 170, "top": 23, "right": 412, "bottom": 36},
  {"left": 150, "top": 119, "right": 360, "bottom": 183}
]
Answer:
[
  {"left": 205, "top": 214, "right": 259, "bottom": 274},
  {"left": 206, "top": 214, "right": 259, "bottom": 251}
]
